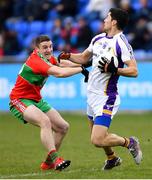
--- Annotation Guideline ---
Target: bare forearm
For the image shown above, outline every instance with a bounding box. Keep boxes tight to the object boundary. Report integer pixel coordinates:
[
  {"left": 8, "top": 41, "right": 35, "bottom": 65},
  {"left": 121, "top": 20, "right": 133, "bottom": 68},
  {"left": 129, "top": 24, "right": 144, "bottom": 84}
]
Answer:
[
  {"left": 59, "top": 60, "right": 81, "bottom": 67},
  {"left": 117, "top": 67, "right": 138, "bottom": 77},
  {"left": 69, "top": 53, "right": 88, "bottom": 64},
  {"left": 70, "top": 49, "right": 92, "bottom": 65},
  {"left": 117, "top": 59, "right": 138, "bottom": 77},
  {"left": 48, "top": 66, "right": 82, "bottom": 77},
  {"left": 58, "top": 49, "right": 92, "bottom": 65},
  {"left": 58, "top": 67, "right": 82, "bottom": 77}
]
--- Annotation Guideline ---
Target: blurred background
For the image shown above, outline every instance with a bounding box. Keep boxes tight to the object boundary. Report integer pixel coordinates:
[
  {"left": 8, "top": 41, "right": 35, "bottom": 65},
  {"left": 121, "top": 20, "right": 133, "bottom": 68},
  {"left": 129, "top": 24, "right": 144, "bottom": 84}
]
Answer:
[
  {"left": 0, "top": 1, "right": 152, "bottom": 178},
  {"left": 0, "top": 0, "right": 152, "bottom": 111}
]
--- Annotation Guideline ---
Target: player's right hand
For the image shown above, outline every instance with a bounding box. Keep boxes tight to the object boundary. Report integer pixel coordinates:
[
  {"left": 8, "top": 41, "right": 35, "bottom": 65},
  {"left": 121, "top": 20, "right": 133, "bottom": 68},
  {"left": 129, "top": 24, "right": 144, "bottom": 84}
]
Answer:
[
  {"left": 57, "top": 52, "right": 71, "bottom": 63},
  {"left": 106, "top": 57, "right": 118, "bottom": 74},
  {"left": 98, "top": 57, "right": 118, "bottom": 74},
  {"left": 98, "top": 57, "right": 107, "bottom": 73}
]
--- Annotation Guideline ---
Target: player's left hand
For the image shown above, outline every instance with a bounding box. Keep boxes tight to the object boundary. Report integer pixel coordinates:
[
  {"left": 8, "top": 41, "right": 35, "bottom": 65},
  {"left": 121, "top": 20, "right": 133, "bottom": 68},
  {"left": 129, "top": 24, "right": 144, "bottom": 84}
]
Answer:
[
  {"left": 81, "top": 66, "right": 89, "bottom": 83},
  {"left": 106, "top": 57, "right": 118, "bottom": 74},
  {"left": 98, "top": 57, "right": 118, "bottom": 74}
]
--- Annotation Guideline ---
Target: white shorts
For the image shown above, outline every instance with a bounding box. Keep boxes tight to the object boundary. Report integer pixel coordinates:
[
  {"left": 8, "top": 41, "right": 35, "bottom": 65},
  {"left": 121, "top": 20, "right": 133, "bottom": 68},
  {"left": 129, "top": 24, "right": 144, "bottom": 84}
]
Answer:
[{"left": 87, "top": 91, "right": 120, "bottom": 121}]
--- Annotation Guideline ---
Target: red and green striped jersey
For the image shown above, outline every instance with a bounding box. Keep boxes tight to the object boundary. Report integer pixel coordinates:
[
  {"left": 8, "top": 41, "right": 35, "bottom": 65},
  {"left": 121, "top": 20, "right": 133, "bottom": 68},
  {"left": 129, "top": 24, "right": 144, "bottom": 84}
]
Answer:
[{"left": 10, "top": 50, "right": 57, "bottom": 102}]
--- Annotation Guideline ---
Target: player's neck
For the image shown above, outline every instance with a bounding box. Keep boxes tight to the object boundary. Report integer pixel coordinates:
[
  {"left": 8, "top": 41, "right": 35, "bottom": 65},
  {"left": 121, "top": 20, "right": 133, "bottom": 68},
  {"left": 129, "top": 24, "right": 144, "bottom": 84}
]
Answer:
[{"left": 106, "top": 29, "right": 122, "bottom": 37}]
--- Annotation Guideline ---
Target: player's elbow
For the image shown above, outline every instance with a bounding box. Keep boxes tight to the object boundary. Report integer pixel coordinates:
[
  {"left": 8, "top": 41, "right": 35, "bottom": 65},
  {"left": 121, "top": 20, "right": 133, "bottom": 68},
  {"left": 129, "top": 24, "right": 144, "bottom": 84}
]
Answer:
[
  {"left": 132, "top": 68, "right": 138, "bottom": 77},
  {"left": 134, "top": 72, "right": 138, "bottom": 78},
  {"left": 128, "top": 67, "right": 138, "bottom": 77}
]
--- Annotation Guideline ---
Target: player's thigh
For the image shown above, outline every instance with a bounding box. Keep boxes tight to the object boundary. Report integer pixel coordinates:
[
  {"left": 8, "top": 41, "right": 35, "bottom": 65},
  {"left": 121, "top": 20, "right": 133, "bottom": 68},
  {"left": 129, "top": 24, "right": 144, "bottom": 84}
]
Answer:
[
  {"left": 45, "top": 108, "right": 69, "bottom": 131},
  {"left": 91, "top": 124, "right": 108, "bottom": 140},
  {"left": 23, "top": 105, "right": 50, "bottom": 127}
]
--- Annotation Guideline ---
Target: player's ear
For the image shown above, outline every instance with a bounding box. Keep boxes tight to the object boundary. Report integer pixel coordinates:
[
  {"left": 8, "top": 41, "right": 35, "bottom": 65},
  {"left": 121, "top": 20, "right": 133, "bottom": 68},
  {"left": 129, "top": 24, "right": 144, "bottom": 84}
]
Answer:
[
  {"left": 35, "top": 47, "right": 39, "bottom": 52},
  {"left": 112, "top": 19, "right": 117, "bottom": 26}
]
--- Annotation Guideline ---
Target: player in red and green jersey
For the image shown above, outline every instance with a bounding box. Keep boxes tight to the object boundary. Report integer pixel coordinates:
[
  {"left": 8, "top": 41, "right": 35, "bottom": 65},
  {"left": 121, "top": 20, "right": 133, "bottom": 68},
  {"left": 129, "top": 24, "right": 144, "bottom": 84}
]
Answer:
[{"left": 9, "top": 35, "right": 89, "bottom": 171}]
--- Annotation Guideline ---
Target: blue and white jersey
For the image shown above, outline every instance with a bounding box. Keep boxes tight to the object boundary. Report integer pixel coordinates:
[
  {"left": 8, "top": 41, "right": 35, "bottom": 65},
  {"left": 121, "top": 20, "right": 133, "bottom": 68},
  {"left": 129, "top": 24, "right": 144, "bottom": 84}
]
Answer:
[{"left": 87, "top": 32, "right": 134, "bottom": 96}]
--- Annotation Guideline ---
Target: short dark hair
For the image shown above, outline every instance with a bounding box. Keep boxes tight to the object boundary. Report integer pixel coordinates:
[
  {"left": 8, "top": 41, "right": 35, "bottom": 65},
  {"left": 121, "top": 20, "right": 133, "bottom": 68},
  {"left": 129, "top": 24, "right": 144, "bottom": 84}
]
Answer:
[
  {"left": 109, "top": 8, "right": 129, "bottom": 30},
  {"left": 35, "top": 35, "right": 51, "bottom": 47}
]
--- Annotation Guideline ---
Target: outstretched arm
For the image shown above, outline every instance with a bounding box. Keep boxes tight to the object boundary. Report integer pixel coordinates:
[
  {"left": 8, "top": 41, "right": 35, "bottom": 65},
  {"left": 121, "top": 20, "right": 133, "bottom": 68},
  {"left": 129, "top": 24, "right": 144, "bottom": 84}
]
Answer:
[
  {"left": 59, "top": 60, "right": 81, "bottom": 67},
  {"left": 47, "top": 65, "right": 82, "bottom": 78},
  {"left": 57, "top": 59, "right": 91, "bottom": 82},
  {"left": 58, "top": 49, "right": 93, "bottom": 65}
]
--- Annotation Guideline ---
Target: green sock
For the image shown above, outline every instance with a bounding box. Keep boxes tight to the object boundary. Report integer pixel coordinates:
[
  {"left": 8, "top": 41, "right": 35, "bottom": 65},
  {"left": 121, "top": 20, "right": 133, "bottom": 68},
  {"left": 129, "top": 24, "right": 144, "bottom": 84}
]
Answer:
[{"left": 45, "top": 150, "right": 58, "bottom": 164}]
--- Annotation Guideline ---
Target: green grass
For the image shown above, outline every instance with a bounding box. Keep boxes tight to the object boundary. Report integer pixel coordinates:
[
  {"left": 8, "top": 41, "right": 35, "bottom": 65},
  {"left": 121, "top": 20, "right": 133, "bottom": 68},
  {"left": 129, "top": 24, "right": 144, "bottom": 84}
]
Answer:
[{"left": 0, "top": 111, "right": 152, "bottom": 179}]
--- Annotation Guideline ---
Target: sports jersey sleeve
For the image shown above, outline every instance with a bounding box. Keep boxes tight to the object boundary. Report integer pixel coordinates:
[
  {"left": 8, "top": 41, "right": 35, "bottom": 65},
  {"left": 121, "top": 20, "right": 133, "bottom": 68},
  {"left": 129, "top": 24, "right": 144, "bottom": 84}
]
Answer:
[{"left": 118, "top": 35, "right": 135, "bottom": 62}]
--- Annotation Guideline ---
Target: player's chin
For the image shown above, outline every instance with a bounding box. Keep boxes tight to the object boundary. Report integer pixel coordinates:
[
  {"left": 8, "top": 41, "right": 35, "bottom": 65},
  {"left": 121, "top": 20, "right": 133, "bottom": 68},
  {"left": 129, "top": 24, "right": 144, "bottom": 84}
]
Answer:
[
  {"left": 103, "top": 25, "right": 108, "bottom": 33},
  {"left": 45, "top": 54, "right": 51, "bottom": 60}
]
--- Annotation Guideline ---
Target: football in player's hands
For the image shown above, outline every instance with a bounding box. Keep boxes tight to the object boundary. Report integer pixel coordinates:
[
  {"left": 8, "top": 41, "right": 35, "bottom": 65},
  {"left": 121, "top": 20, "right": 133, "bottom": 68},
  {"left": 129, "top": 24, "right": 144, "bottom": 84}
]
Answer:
[
  {"left": 102, "top": 53, "right": 118, "bottom": 68},
  {"left": 98, "top": 56, "right": 118, "bottom": 74},
  {"left": 106, "top": 56, "right": 118, "bottom": 74}
]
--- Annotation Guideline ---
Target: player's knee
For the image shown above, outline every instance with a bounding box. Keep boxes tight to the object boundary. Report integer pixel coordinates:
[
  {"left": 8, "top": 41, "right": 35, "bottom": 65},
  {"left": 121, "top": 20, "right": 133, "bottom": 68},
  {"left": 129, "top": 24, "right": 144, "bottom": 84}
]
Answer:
[
  {"left": 91, "top": 137, "right": 102, "bottom": 147},
  {"left": 60, "top": 121, "right": 69, "bottom": 134},
  {"left": 91, "top": 135, "right": 105, "bottom": 147},
  {"left": 41, "top": 117, "right": 52, "bottom": 129}
]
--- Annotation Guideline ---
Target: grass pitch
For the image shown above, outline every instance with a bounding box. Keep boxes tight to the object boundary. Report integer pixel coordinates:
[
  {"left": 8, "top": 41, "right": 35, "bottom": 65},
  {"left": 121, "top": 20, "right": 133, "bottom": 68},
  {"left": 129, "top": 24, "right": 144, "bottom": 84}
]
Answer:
[{"left": 0, "top": 111, "right": 152, "bottom": 179}]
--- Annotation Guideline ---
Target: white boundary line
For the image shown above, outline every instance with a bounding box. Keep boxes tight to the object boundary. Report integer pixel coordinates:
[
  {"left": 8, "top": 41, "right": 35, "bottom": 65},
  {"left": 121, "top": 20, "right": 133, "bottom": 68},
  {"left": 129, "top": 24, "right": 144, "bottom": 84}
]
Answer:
[
  {"left": 0, "top": 171, "right": 52, "bottom": 179},
  {"left": 0, "top": 168, "right": 97, "bottom": 179},
  {"left": 0, "top": 170, "right": 150, "bottom": 180}
]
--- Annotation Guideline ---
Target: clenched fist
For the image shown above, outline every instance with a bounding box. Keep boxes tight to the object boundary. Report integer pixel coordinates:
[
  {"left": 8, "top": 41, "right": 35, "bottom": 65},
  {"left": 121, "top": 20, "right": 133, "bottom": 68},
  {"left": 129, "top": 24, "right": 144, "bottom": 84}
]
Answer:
[{"left": 57, "top": 52, "right": 71, "bottom": 63}]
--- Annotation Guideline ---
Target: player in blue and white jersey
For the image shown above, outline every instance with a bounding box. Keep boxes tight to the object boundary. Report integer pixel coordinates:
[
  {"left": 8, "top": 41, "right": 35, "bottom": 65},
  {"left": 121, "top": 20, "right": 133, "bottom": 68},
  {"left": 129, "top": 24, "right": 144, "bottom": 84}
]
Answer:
[{"left": 58, "top": 8, "right": 142, "bottom": 170}]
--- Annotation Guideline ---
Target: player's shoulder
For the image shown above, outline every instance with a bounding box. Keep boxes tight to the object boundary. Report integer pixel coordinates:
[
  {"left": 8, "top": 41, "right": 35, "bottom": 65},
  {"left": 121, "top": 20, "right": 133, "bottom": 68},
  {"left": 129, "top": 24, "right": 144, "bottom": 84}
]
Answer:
[
  {"left": 93, "top": 33, "right": 106, "bottom": 39},
  {"left": 27, "top": 50, "right": 37, "bottom": 61},
  {"left": 116, "top": 33, "right": 134, "bottom": 58},
  {"left": 91, "top": 33, "right": 106, "bottom": 45},
  {"left": 116, "top": 33, "right": 130, "bottom": 46},
  {"left": 26, "top": 50, "right": 41, "bottom": 67}
]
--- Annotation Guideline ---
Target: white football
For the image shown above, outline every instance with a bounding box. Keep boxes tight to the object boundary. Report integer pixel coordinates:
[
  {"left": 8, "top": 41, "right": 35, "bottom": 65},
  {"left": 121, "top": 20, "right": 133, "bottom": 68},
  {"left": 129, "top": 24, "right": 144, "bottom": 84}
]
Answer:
[{"left": 102, "top": 53, "right": 118, "bottom": 68}]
